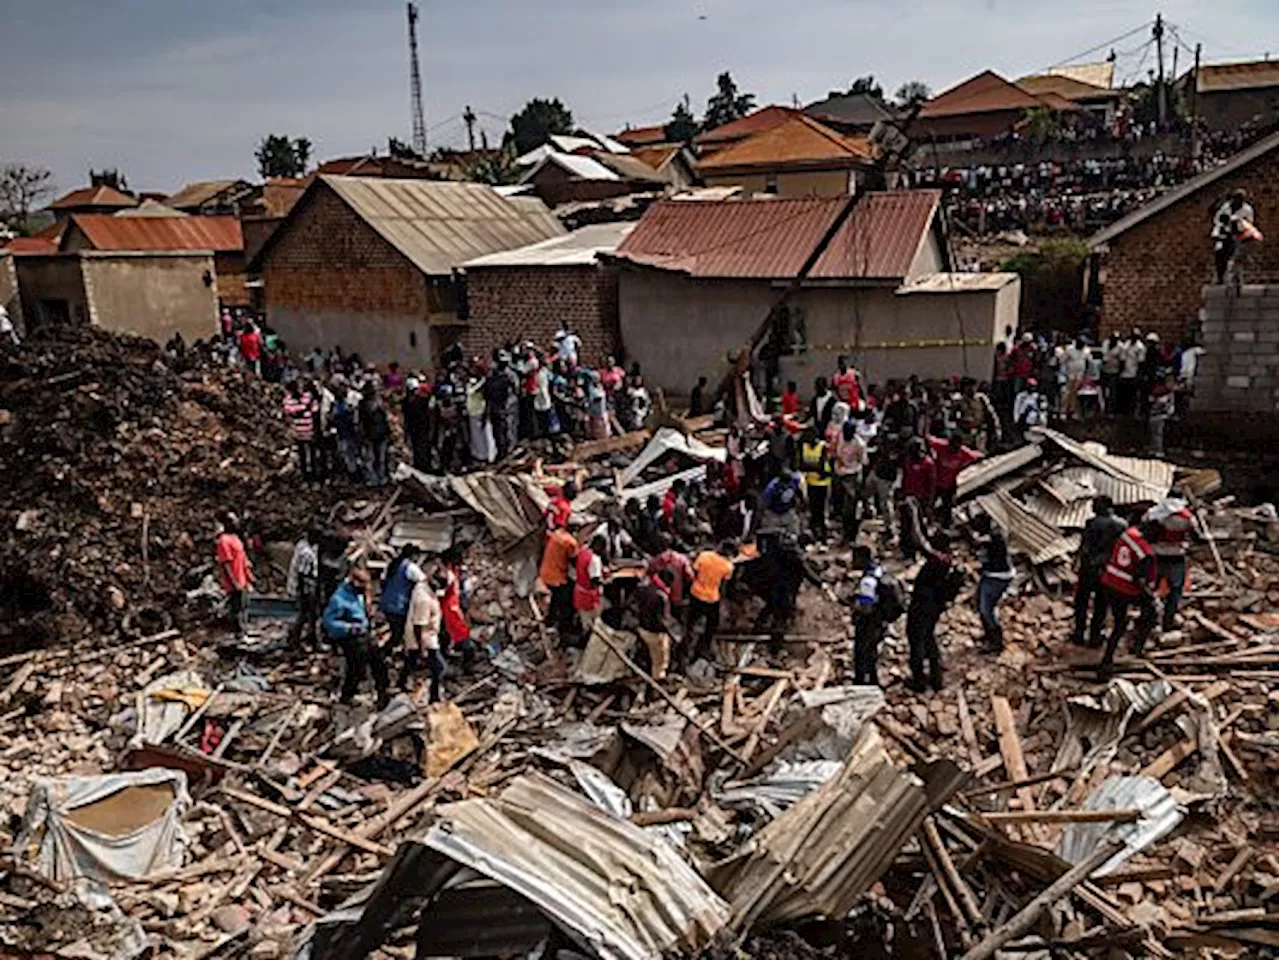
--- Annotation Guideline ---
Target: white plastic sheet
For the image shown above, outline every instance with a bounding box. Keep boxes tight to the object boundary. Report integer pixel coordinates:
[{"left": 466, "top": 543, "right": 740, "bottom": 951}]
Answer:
[{"left": 15, "top": 768, "right": 190, "bottom": 883}]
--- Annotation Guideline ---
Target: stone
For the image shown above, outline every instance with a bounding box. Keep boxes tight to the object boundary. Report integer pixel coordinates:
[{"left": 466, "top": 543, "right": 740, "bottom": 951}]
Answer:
[{"left": 212, "top": 904, "right": 252, "bottom": 935}]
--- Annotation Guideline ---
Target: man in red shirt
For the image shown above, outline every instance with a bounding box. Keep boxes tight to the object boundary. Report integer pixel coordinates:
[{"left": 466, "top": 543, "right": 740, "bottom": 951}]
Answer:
[
  {"left": 215, "top": 511, "right": 253, "bottom": 636},
  {"left": 544, "top": 480, "right": 576, "bottom": 533},
  {"left": 928, "top": 434, "right": 980, "bottom": 526},
  {"left": 780, "top": 380, "right": 800, "bottom": 416},
  {"left": 899, "top": 438, "right": 936, "bottom": 561},
  {"left": 831, "top": 355, "right": 861, "bottom": 408},
  {"left": 1011, "top": 333, "right": 1035, "bottom": 393},
  {"left": 238, "top": 323, "right": 263, "bottom": 376}
]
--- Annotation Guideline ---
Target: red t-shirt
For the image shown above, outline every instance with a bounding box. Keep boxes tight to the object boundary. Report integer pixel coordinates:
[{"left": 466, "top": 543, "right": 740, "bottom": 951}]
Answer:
[
  {"left": 928, "top": 437, "right": 980, "bottom": 491},
  {"left": 901, "top": 456, "right": 937, "bottom": 501},
  {"left": 544, "top": 495, "right": 572, "bottom": 532},
  {"left": 441, "top": 568, "right": 470, "bottom": 643},
  {"left": 832, "top": 369, "right": 860, "bottom": 405},
  {"left": 238, "top": 330, "right": 262, "bottom": 362},
  {"left": 215, "top": 532, "right": 251, "bottom": 591},
  {"left": 1012, "top": 346, "right": 1034, "bottom": 378},
  {"left": 780, "top": 391, "right": 800, "bottom": 415}
]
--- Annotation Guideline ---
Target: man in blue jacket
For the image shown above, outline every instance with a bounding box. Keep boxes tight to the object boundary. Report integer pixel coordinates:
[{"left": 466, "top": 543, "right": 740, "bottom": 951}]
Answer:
[{"left": 323, "top": 564, "right": 389, "bottom": 708}]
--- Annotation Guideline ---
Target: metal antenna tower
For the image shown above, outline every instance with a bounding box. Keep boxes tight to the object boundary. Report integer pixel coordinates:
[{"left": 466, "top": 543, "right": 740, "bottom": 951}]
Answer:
[{"left": 407, "top": 3, "right": 426, "bottom": 155}]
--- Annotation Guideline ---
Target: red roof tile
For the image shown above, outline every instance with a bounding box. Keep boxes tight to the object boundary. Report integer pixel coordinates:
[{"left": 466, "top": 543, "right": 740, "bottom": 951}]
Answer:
[
  {"left": 614, "top": 124, "right": 670, "bottom": 147},
  {"left": 613, "top": 189, "right": 940, "bottom": 280},
  {"left": 49, "top": 184, "right": 137, "bottom": 210},
  {"left": 695, "top": 105, "right": 802, "bottom": 147},
  {"left": 697, "top": 115, "right": 875, "bottom": 172},
  {"left": 919, "top": 70, "right": 1045, "bottom": 118},
  {"left": 64, "top": 214, "right": 243, "bottom": 252},
  {"left": 2, "top": 236, "right": 59, "bottom": 255}
]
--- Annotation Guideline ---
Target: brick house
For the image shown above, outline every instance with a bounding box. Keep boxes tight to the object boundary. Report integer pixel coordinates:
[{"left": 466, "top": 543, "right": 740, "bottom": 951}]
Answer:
[
  {"left": 1088, "top": 133, "right": 1278, "bottom": 342},
  {"left": 459, "top": 222, "right": 631, "bottom": 365},
  {"left": 250, "top": 176, "right": 563, "bottom": 368}
]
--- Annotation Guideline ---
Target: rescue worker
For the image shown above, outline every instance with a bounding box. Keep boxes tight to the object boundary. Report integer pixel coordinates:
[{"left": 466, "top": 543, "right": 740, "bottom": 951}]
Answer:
[
  {"left": 1145, "top": 497, "right": 1195, "bottom": 632},
  {"left": 573, "top": 533, "right": 607, "bottom": 635},
  {"left": 635, "top": 568, "right": 677, "bottom": 681},
  {"left": 540, "top": 524, "right": 579, "bottom": 639},
  {"left": 756, "top": 466, "right": 803, "bottom": 555},
  {"left": 687, "top": 539, "right": 738, "bottom": 663},
  {"left": 799, "top": 425, "right": 832, "bottom": 540},
  {"left": 1071, "top": 496, "right": 1126, "bottom": 647},
  {"left": 851, "top": 545, "right": 905, "bottom": 686},
  {"left": 905, "top": 516, "right": 961, "bottom": 693},
  {"left": 1097, "top": 519, "right": 1161, "bottom": 679}
]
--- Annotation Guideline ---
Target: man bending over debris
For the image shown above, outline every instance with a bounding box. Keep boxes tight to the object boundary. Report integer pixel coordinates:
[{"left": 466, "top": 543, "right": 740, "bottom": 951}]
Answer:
[
  {"left": 323, "top": 563, "right": 390, "bottom": 708},
  {"left": 687, "top": 539, "right": 738, "bottom": 663},
  {"left": 215, "top": 512, "right": 253, "bottom": 638},
  {"left": 1097, "top": 518, "right": 1160, "bottom": 679}
]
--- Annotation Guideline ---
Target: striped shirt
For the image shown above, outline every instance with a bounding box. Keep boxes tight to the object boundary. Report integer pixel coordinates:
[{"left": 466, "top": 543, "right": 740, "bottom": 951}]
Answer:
[{"left": 283, "top": 394, "right": 316, "bottom": 441}]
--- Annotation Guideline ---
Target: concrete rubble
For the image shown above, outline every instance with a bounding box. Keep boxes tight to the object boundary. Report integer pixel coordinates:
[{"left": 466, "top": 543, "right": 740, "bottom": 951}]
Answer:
[{"left": 1, "top": 340, "right": 1277, "bottom": 959}]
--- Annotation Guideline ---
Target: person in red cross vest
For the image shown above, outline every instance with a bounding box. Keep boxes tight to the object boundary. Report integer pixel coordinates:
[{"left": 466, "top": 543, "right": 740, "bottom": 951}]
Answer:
[{"left": 1097, "top": 518, "right": 1161, "bottom": 678}]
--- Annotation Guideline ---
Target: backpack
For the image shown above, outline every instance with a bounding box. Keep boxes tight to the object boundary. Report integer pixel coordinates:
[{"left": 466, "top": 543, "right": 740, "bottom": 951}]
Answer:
[{"left": 876, "top": 572, "right": 907, "bottom": 623}]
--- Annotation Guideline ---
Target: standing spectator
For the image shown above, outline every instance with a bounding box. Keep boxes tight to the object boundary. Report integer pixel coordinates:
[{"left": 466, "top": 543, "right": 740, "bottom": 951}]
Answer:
[
  {"left": 780, "top": 380, "right": 801, "bottom": 416},
  {"left": 1116, "top": 329, "right": 1146, "bottom": 417},
  {"left": 402, "top": 571, "right": 444, "bottom": 700},
  {"left": 1100, "top": 334, "right": 1123, "bottom": 413},
  {"left": 540, "top": 525, "right": 578, "bottom": 638},
  {"left": 555, "top": 327, "right": 581, "bottom": 366},
  {"left": 832, "top": 355, "right": 861, "bottom": 407},
  {"left": 1011, "top": 333, "right": 1035, "bottom": 395},
  {"left": 323, "top": 563, "right": 389, "bottom": 708},
  {"left": 286, "top": 526, "right": 320, "bottom": 646},
  {"left": 1176, "top": 337, "right": 1205, "bottom": 419},
  {"left": 687, "top": 539, "right": 737, "bottom": 663},
  {"left": 586, "top": 371, "right": 610, "bottom": 440},
  {"left": 402, "top": 378, "right": 431, "bottom": 472},
  {"left": 1062, "top": 337, "right": 1090, "bottom": 420},
  {"left": 991, "top": 343, "right": 1014, "bottom": 426},
  {"left": 484, "top": 353, "right": 515, "bottom": 459},
  {"left": 283, "top": 381, "right": 318, "bottom": 479},
  {"left": 798, "top": 424, "right": 832, "bottom": 540},
  {"left": 831, "top": 409, "right": 868, "bottom": 543},
  {"left": 380, "top": 544, "right": 424, "bottom": 654},
  {"left": 624, "top": 373, "right": 652, "bottom": 431},
  {"left": 599, "top": 354, "right": 625, "bottom": 398},
  {"left": 1071, "top": 497, "right": 1126, "bottom": 647},
  {"left": 968, "top": 513, "right": 1014, "bottom": 652},
  {"left": 809, "top": 377, "right": 837, "bottom": 434},
  {"left": 515, "top": 345, "right": 540, "bottom": 441},
  {"left": 465, "top": 366, "right": 494, "bottom": 464},
  {"left": 215, "top": 512, "right": 253, "bottom": 638},
  {"left": 1013, "top": 378, "right": 1046, "bottom": 440},
  {"left": 359, "top": 384, "right": 392, "bottom": 486},
  {"left": 1147, "top": 372, "right": 1176, "bottom": 457},
  {"left": 533, "top": 356, "right": 555, "bottom": 437},
  {"left": 238, "top": 323, "right": 262, "bottom": 376},
  {"left": 635, "top": 568, "right": 676, "bottom": 681}
]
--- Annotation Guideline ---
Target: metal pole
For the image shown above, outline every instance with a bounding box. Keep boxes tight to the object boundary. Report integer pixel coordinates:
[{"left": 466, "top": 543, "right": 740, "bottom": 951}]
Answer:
[{"left": 1154, "top": 14, "right": 1167, "bottom": 128}]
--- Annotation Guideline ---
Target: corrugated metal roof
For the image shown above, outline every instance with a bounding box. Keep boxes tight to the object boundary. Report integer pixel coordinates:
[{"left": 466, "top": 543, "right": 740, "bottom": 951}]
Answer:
[
  {"left": 695, "top": 105, "right": 801, "bottom": 147},
  {"left": 163, "top": 180, "right": 244, "bottom": 209},
  {"left": 49, "top": 185, "right": 136, "bottom": 210},
  {"left": 320, "top": 176, "right": 566, "bottom": 276},
  {"left": 1196, "top": 59, "right": 1279, "bottom": 93},
  {"left": 1017, "top": 74, "right": 1117, "bottom": 101},
  {"left": 1038, "top": 428, "right": 1172, "bottom": 501},
  {"left": 614, "top": 124, "right": 670, "bottom": 147},
  {"left": 896, "top": 271, "right": 1019, "bottom": 294},
  {"left": 1089, "top": 133, "right": 1279, "bottom": 247},
  {"left": 977, "top": 489, "right": 1079, "bottom": 564},
  {"left": 64, "top": 214, "right": 242, "bottom": 252},
  {"left": 591, "top": 152, "right": 669, "bottom": 183},
  {"left": 520, "top": 152, "right": 621, "bottom": 183},
  {"left": 462, "top": 221, "right": 633, "bottom": 268},
  {"left": 919, "top": 70, "right": 1045, "bottom": 118},
  {"left": 115, "top": 200, "right": 187, "bottom": 218},
  {"left": 709, "top": 723, "right": 964, "bottom": 928},
  {"left": 1058, "top": 775, "right": 1185, "bottom": 876},
  {"left": 1048, "top": 465, "right": 1165, "bottom": 508},
  {"left": 2, "top": 236, "right": 60, "bottom": 255},
  {"left": 1048, "top": 61, "right": 1115, "bottom": 89},
  {"left": 1024, "top": 490, "right": 1094, "bottom": 529},
  {"left": 697, "top": 115, "right": 875, "bottom": 172},
  {"left": 613, "top": 190, "right": 939, "bottom": 280},
  {"left": 804, "top": 92, "right": 900, "bottom": 127}
]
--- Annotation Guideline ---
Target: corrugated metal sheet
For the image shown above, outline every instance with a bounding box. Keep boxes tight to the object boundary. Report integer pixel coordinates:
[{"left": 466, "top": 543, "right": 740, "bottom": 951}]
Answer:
[
  {"left": 977, "top": 489, "right": 1078, "bottom": 564},
  {"left": 896, "top": 271, "right": 1019, "bottom": 294},
  {"left": 1196, "top": 59, "right": 1279, "bottom": 93},
  {"left": 613, "top": 190, "right": 939, "bottom": 280},
  {"left": 49, "top": 185, "right": 136, "bottom": 210},
  {"left": 163, "top": 180, "right": 242, "bottom": 209},
  {"left": 709, "top": 724, "right": 964, "bottom": 928},
  {"left": 1045, "top": 465, "right": 1163, "bottom": 508},
  {"left": 3, "top": 236, "right": 59, "bottom": 255},
  {"left": 462, "top": 222, "right": 633, "bottom": 268},
  {"left": 66, "top": 214, "right": 242, "bottom": 252},
  {"left": 323, "top": 176, "right": 565, "bottom": 276},
  {"left": 919, "top": 70, "right": 1045, "bottom": 118},
  {"left": 956, "top": 443, "right": 1043, "bottom": 499},
  {"left": 1039, "top": 428, "right": 1172, "bottom": 502},
  {"left": 420, "top": 774, "right": 729, "bottom": 960},
  {"left": 1024, "top": 490, "right": 1093, "bottom": 529},
  {"left": 695, "top": 105, "right": 801, "bottom": 147},
  {"left": 1058, "top": 775, "right": 1186, "bottom": 876}
]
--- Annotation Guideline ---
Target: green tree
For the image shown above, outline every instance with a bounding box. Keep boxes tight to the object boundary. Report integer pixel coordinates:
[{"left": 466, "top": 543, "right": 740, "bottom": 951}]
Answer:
[
  {"left": 462, "top": 149, "right": 522, "bottom": 186},
  {"left": 663, "top": 95, "right": 699, "bottom": 143},
  {"left": 703, "top": 72, "right": 756, "bottom": 131},
  {"left": 506, "top": 98, "right": 574, "bottom": 157},
  {"left": 1021, "top": 105, "right": 1059, "bottom": 144},
  {"left": 894, "top": 80, "right": 931, "bottom": 108},
  {"left": 0, "top": 163, "right": 56, "bottom": 232},
  {"left": 255, "top": 135, "right": 312, "bottom": 178}
]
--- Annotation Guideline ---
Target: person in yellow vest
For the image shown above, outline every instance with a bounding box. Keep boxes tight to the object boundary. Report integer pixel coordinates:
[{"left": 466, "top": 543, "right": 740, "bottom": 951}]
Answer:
[{"left": 799, "top": 426, "right": 832, "bottom": 541}]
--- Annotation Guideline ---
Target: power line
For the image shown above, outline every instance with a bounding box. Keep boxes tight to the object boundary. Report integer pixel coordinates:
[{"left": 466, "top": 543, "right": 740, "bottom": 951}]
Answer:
[{"left": 1043, "top": 19, "right": 1153, "bottom": 71}]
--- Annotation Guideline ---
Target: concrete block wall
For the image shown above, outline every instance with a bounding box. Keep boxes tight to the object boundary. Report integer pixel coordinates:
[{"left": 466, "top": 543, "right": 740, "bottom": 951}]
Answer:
[
  {"left": 463, "top": 264, "right": 619, "bottom": 366},
  {"left": 1195, "top": 283, "right": 1279, "bottom": 412}
]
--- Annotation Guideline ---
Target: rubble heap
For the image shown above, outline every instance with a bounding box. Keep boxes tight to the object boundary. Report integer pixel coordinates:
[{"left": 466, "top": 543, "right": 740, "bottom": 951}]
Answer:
[{"left": 0, "top": 329, "right": 334, "bottom": 651}]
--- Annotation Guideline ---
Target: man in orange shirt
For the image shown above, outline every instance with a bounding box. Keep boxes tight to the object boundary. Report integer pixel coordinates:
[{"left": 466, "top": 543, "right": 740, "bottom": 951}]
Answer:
[
  {"left": 540, "top": 526, "right": 578, "bottom": 638},
  {"left": 687, "top": 539, "right": 738, "bottom": 663},
  {"left": 215, "top": 512, "right": 254, "bottom": 637}
]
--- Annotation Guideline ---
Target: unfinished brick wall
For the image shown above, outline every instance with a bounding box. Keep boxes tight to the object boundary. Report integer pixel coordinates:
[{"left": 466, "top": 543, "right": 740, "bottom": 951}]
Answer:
[
  {"left": 463, "top": 264, "right": 620, "bottom": 365},
  {"left": 259, "top": 184, "right": 429, "bottom": 316},
  {"left": 1098, "top": 148, "right": 1278, "bottom": 342},
  {"left": 1195, "top": 283, "right": 1279, "bottom": 413}
]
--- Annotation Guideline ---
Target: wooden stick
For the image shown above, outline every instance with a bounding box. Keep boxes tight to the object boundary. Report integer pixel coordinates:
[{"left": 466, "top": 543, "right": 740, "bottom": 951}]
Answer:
[
  {"left": 630, "top": 807, "right": 697, "bottom": 827},
  {"left": 991, "top": 695, "right": 1037, "bottom": 824},
  {"left": 258, "top": 702, "right": 299, "bottom": 767},
  {"left": 0, "top": 661, "right": 36, "bottom": 706},
  {"left": 923, "top": 817, "right": 984, "bottom": 928},
  {"left": 1214, "top": 847, "right": 1254, "bottom": 893},
  {"left": 961, "top": 840, "right": 1126, "bottom": 960},
  {"left": 1140, "top": 736, "right": 1197, "bottom": 779},
  {"left": 741, "top": 679, "right": 788, "bottom": 763},
  {"left": 920, "top": 830, "right": 975, "bottom": 948},
  {"left": 590, "top": 626, "right": 749, "bottom": 764},
  {"left": 1130, "top": 680, "right": 1230, "bottom": 736},
  {"left": 220, "top": 786, "right": 393, "bottom": 857},
  {"left": 980, "top": 808, "right": 1143, "bottom": 825},
  {"left": 0, "top": 628, "right": 179, "bottom": 670},
  {"left": 174, "top": 685, "right": 223, "bottom": 745},
  {"left": 957, "top": 689, "right": 981, "bottom": 767},
  {"left": 962, "top": 768, "right": 1072, "bottom": 799}
]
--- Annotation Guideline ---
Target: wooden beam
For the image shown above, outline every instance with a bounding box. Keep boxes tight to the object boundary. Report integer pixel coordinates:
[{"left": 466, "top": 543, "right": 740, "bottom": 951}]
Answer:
[
  {"left": 981, "top": 808, "right": 1143, "bottom": 825},
  {"left": 220, "top": 786, "right": 393, "bottom": 858},
  {"left": 991, "top": 696, "right": 1036, "bottom": 817}
]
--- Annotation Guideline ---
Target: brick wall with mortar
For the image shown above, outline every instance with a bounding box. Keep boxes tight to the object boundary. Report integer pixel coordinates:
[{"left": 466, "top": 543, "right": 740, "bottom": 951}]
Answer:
[
  {"left": 1099, "top": 146, "right": 1278, "bottom": 342},
  {"left": 463, "top": 264, "right": 620, "bottom": 366},
  {"left": 1195, "top": 283, "right": 1279, "bottom": 413}
]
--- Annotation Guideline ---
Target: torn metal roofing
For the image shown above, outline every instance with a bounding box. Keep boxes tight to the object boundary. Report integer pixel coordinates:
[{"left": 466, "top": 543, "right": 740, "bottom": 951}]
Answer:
[
  {"left": 956, "top": 443, "right": 1043, "bottom": 499},
  {"left": 1037, "top": 428, "right": 1172, "bottom": 501},
  {"left": 708, "top": 724, "right": 963, "bottom": 929},
  {"left": 309, "top": 773, "right": 730, "bottom": 960},
  {"left": 977, "top": 489, "right": 1079, "bottom": 565},
  {"left": 461, "top": 221, "right": 633, "bottom": 269},
  {"left": 1058, "top": 775, "right": 1186, "bottom": 876},
  {"left": 1024, "top": 490, "right": 1094, "bottom": 530},
  {"left": 520, "top": 152, "right": 621, "bottom": 183},
  {"left": 318, "top": 176, "right": 565, "bottom": 276}
]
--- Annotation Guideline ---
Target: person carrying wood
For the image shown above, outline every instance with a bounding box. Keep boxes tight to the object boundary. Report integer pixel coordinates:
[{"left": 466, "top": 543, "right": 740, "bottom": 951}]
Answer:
[{"left": 1097, "top": 518, "right": 1160, "bottom": 679}]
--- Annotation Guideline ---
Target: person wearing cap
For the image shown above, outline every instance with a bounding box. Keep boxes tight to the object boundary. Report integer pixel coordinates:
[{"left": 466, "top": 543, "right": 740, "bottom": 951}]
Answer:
[{"left": 1013, "top": 377, "right": 1046, "bottom": 441}]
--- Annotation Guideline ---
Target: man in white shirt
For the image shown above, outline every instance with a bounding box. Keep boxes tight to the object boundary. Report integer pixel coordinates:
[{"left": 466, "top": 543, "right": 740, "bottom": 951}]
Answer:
[
  {"left": 1117, "top": 330, "right": 1146, "bottom": 417},
  {"left": 0, "top": 305, "right": 18, "bottom": 345},
  {"left": 403, "top": 573, "right": 444, "bottom": 701},
  {"left": 555, "top": 328, "right": 581, "bottom": 366},
  {"left": 1062, "top": 337, "right": 1090, "bottom": 420}
]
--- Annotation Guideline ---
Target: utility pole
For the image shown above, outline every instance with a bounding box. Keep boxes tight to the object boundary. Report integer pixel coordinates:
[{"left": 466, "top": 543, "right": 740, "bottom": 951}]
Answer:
[
  {"left": 1153, "top": 13, "right": 1167, "bottom": 128},
  {"left": 407, "top": 3, "right": 427, "bottom": 156},
  {"left": 1190, "top": 42, "right": 1202, "bottom": 155},
  {"left": 463, "top": 106, "right": 477, "bottom": 152}
]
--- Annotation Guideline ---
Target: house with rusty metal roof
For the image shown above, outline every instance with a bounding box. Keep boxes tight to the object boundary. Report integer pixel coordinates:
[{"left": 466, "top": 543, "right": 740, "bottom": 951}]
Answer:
[
  {"left": 693, "top": 105, "right": 803, "bottom": 155},
  {"left": 164, "top": 179, "right": 259, "bottom": 216},
  {"left": 912, "top": 70, "right": 1080, "bottom": 141},
  {"left": 47, "top": 184, "right": 138, "bottom": 221},
  {"left": 608, "top": 189, "right": 1019, "bottom": 393},
  {"left": 696, "top": 115, "right": 877, "bottom": 199},
  {"left": 250, "top": 175, "right": 564, "bottom": 367},
  {"left": 1176, "top": 58, "right": 1279, "bottom": 132}
]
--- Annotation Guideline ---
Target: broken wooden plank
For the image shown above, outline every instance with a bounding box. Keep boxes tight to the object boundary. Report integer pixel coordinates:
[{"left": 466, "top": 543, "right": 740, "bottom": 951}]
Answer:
[
  {"left": 981, "top": 808, "right": 1143, "bottom": 825},
  {"left": 741, "top": 679, "right": 788, "bottom": 763},
  {"left": 991, "top": 696, "right": 1036, "bottom": 818},
  {"left": 924, "top": 817, "right": 984, "bottom": 928},
  {"left": 1140, "top": 736, "right": 1198, "bottom": 780},
  {"left": 220, "top": 786, "right": 393, "bottom": 858},
  {"left": 957, "top": 689, "right": 981, "bottom": 767},
  {"left": 1130, "top": 680, "right": 1230, "bottom": 736},
  {"left": 1214, "top": 847, "right": 1255, "bottom": 894}
]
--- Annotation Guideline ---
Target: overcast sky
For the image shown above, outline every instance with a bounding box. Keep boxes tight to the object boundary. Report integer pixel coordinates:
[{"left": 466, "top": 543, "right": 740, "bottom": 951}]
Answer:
[{"left": 2, "top": 0, "right": 1275, "bottom": 195}]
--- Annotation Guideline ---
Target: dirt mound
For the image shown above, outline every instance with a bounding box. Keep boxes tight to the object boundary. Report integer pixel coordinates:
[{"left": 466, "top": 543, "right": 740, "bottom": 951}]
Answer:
[{"left": 0, "top": 328, "right": 332, "bottom": 653}]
